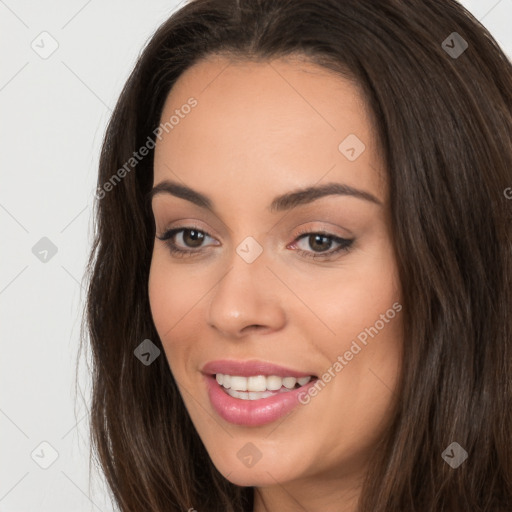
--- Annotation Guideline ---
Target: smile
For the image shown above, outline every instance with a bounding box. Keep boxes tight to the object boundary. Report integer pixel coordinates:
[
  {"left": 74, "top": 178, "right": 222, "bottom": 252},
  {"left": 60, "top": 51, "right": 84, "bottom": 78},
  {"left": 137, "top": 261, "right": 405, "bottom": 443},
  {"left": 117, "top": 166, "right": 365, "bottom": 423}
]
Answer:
[
  {"left": 201, "top": 360, "right": 319, "bottom": 426},
  {"left": 216, "top": 373, "right": 313, "bottom": 400}
]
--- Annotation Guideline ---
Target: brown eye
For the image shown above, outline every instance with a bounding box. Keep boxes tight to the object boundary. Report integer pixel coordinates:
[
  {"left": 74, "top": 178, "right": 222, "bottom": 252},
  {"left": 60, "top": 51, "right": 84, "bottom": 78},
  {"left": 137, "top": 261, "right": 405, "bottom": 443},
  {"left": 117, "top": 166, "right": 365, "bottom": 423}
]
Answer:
[
  {"left": 307, "top": 234, "right": 333, "bottom": 252},
  {"left": 181, "top": 229, "right": 205, "bottom": 248},
  {"left": 291, "top": 231, "right": 354, "bottom": 260},
  {"left": 156, "top": 226, "right": 219, "bottom": 257}
]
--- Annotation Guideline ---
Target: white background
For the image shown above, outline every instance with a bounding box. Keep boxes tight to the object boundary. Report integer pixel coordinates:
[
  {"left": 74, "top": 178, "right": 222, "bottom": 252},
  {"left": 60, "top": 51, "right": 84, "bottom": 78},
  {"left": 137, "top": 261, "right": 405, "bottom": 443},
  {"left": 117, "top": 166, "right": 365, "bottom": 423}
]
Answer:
[{"left": 1, "top": 1, "right": 511, "bottom": 510}]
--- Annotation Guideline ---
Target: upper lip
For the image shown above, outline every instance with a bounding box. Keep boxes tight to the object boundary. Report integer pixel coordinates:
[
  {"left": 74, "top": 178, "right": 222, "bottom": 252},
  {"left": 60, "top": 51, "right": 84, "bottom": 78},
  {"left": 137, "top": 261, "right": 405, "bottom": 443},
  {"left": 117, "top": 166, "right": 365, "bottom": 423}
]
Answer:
[{"left": 201, "top": 359, "right": 317, "bottom": 378}]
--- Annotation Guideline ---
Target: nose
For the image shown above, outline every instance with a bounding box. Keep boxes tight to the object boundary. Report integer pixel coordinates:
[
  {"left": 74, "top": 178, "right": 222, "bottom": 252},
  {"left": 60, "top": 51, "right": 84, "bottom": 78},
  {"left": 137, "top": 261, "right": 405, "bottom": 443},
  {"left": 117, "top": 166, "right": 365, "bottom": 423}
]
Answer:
[{"left": 207, "top": 248, "right": 287, "bottom": 338}]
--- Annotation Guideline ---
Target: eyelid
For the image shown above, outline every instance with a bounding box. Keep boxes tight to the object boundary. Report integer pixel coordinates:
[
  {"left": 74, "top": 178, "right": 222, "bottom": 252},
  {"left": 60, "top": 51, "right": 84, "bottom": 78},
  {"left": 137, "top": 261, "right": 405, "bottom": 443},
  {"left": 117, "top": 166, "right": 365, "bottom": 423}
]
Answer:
[
  {"left": 156, "top": 218, "right": 218, "bottom": 239},
  {"left": 291, "top": 220, "right": 354, "bottom": 239}
]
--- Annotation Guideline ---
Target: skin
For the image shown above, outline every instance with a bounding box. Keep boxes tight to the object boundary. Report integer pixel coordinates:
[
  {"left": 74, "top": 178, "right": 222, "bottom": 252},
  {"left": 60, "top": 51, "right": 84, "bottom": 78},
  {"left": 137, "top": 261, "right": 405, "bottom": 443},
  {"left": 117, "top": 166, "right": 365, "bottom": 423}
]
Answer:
[{"left": 148, "top": 54, "right": 403, "bottom": 512}]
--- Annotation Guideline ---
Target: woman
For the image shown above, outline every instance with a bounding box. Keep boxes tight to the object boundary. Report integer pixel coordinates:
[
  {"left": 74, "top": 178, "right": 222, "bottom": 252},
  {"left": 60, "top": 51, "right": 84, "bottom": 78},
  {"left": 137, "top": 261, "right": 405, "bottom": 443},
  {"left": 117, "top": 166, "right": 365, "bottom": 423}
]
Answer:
[{"left": 83, "top": 0, "right": 512, "bottom": 510}]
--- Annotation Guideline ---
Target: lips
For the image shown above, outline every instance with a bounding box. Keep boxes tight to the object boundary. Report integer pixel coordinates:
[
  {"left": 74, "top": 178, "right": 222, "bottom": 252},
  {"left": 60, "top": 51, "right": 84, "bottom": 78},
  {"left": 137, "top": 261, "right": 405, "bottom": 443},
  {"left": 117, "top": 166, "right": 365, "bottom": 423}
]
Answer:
[{"left": 201, "top": 359, "right": 318, "bottom": 426}]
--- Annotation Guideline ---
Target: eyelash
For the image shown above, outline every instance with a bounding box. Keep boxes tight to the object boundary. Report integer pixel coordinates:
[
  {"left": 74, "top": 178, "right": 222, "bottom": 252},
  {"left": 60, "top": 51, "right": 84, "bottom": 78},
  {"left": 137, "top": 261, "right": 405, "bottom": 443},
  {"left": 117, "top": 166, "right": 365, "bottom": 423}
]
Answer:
[{"left": 156, "top": 225, "right": 354, "bottom": 260}]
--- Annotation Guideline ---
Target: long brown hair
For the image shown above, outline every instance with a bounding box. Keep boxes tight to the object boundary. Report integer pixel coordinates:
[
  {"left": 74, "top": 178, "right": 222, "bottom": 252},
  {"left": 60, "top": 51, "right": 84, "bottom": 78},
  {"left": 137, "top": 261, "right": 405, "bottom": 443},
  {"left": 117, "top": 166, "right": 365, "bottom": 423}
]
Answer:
[{"left": 81, "top": 1, "right": 512, "bottom": 510}]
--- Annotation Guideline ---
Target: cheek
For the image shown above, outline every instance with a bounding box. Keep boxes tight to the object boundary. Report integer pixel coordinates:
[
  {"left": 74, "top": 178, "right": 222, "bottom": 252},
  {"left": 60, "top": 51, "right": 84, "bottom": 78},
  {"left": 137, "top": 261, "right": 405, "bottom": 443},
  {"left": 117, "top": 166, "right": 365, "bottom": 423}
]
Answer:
[
  {"left": 148, "top": 252, "right": 208, "bottom": 334},
  {"left": 298, "top": 272, "right": 402, "bottom": 467},
  {"left": 287, "top": 243, "right": 401, "bottom": 353},
  {"left": 301, "top": 246, "right": 402, "bottom": 427},
  {"left": 148, "top": 258, "right": 177, "bottom": 336},
  {"left": 147, "top": 255, "right": 204, "bottom": 375}
]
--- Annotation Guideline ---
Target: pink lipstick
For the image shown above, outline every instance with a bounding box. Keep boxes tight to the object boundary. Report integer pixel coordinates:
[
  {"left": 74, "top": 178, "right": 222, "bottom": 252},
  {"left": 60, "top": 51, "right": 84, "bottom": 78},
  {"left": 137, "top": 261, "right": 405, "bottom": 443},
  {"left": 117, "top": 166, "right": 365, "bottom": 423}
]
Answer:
[{"left": 202, "top": 359, "right": 318, "bottom": 426}]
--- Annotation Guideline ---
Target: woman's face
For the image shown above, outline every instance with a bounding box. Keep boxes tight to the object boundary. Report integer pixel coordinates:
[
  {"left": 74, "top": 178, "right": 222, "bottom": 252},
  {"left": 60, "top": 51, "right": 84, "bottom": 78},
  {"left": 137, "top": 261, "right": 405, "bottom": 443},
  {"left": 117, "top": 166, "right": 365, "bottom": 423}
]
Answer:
[{"left": 149, "top": 54, "right": 403, "bottom": 499}]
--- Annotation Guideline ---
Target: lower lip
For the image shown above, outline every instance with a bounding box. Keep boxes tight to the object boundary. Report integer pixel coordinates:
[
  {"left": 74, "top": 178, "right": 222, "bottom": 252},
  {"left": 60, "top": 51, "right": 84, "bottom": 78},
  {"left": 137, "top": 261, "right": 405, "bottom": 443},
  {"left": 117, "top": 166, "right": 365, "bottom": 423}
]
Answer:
[{"left": 204, "top": 374, "right": 317, "bottom": 427}]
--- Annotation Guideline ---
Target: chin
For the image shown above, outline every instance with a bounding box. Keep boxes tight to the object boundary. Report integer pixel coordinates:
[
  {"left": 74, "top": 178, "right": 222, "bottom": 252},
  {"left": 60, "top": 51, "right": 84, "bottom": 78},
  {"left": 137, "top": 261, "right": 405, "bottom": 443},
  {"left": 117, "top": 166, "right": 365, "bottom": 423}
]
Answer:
[{"left": 208, "top": 451, "right": 303, "bottom": 487}]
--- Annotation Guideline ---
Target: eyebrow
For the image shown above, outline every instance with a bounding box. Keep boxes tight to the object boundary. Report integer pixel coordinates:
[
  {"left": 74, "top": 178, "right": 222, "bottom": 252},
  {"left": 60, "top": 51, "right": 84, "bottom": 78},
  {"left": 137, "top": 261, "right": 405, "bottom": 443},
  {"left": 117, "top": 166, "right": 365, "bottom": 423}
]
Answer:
[{"left": 148, "top": 179, "right": 382, "bottom": 212}]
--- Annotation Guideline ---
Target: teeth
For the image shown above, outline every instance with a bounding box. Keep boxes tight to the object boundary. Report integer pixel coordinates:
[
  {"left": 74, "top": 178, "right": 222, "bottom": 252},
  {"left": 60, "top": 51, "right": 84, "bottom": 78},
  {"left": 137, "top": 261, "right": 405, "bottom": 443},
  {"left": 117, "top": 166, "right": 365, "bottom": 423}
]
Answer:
[
  {"left": 266, "top": 375, "right": 282, "bottom": 391},
  {"left": 230, "top": 376, "right": 248, "bottom": 391},
  {"left": 282, "top": 377, "right": 297, "bottom": 389},
  {"left": 215, "top": 373, "right": 312, "bottom": 393},
  {"left": 248, "top": 375, "right": 267, "bottom": 392}
]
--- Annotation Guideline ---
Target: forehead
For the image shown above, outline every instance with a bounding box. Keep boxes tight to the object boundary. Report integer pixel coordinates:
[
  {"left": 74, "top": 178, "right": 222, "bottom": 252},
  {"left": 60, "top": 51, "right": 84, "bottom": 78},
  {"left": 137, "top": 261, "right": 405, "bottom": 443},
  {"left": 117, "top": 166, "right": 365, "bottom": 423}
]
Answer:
[{"left": 153, "top": 55, "right": 384, "bottom": 203}]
